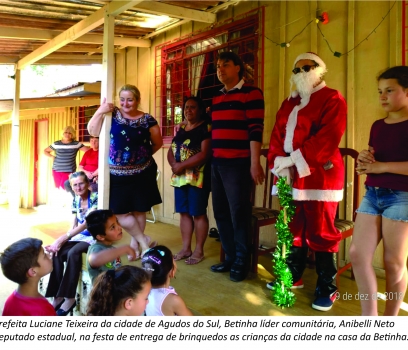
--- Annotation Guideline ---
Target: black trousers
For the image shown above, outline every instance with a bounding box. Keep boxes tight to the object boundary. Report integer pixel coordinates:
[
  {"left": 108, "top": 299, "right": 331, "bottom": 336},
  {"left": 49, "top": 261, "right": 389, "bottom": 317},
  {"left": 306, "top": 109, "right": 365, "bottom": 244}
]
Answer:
[{"left": 45, "top": 241, "right": 89, "bottom": 299}]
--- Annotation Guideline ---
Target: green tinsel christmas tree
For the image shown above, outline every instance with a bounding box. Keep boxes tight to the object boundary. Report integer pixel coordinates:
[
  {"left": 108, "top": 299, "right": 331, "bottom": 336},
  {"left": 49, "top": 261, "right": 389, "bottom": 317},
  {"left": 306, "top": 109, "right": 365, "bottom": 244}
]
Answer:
[{"left": 271, "top": 177, "right": 296, "bottom": 308}]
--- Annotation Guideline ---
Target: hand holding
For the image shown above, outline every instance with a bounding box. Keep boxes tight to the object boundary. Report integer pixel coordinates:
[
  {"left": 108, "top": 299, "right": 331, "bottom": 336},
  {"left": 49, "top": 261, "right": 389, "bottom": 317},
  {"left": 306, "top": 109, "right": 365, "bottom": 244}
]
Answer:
[
  {"left": 44, "top": 244, "right": 56, "bottom": 255},
  {"left": 97, "top": 97, "right": 115, "bottom": 115},
  {"left": 46, "top": 236, "right": 66, "bottom": 256},
  {"left": 357, "top": 149, "right": 375, "bottom": 165},
  {"left": 171, "top": 162, "right": 184, "bottom": 175},
  {"left": 277, "top": 167, "right": 293, "bottom": 185},
  {"left": 274, "top": 156, "right": 295, "bottom": 174},
  {"left": 356, "top": 161, "right": 384, "bottom": 175}
]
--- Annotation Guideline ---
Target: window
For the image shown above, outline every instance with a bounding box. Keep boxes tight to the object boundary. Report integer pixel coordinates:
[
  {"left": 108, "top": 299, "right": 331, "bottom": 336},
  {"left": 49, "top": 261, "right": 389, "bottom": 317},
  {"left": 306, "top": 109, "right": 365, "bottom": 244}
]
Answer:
[
  {"left": 78, "top": 105, "right": 98, "bottom": 142},
  {"left": 155, "top": 9, "right": 263, "bottom": 142}
]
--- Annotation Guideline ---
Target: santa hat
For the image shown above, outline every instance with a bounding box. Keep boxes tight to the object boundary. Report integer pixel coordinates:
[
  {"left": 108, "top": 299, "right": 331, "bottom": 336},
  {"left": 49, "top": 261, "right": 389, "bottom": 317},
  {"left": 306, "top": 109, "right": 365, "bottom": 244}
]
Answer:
[{"left": 293, "top": 52, "right": 326, "bottom": 71}]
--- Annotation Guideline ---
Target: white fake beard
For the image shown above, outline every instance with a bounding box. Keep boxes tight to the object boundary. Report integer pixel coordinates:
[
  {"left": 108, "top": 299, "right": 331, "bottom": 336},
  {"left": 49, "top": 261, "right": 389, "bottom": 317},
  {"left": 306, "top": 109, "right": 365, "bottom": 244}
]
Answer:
[{"left": 290, "top": 66, "right": 325, "bottom": 99}]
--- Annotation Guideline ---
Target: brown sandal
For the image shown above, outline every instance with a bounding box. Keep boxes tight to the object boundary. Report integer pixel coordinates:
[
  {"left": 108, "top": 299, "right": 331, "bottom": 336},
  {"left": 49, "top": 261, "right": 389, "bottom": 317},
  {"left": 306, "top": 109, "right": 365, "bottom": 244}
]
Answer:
[{"left": 185, "top": 256, "right": 204, "bottom": 265}]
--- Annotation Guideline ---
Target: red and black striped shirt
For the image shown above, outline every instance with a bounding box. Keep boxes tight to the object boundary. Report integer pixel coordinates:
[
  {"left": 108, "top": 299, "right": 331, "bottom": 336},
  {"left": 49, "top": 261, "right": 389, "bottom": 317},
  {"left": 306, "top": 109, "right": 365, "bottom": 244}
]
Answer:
[{"left": 211, "top": 82, "right": 264, "bottom": 165}]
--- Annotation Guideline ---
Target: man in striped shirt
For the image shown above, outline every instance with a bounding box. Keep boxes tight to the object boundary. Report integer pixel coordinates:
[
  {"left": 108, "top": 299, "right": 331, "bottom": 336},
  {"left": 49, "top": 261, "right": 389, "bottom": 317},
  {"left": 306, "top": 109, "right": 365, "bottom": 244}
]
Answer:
[{"left": 210, "top": 51, "right": 265, "bottom": 282}]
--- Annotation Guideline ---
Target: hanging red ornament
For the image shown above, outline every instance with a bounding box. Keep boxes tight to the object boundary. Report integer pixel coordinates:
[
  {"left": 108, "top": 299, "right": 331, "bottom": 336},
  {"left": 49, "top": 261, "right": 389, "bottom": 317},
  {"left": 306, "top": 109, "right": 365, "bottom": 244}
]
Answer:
[{"left": 318, "top": 12, "right": 329, "bottom": 25}]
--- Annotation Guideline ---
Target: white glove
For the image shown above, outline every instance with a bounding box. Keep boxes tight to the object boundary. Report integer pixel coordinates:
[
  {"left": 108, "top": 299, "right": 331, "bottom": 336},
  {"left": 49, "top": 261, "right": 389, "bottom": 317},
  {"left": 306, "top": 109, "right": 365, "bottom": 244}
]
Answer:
[
  {"left": 277, "top": 167, "right": 293, "bottom": 185},
  {"left": 274, "top": 156, "right": 294, "bottom": 174}
]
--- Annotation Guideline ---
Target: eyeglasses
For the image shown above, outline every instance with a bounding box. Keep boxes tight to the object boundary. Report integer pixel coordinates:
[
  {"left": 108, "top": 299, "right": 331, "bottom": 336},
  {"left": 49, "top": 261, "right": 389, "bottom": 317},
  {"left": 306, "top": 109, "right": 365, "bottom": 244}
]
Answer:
[{"left": 292, "top": 64, "right": 318, "bottom": 75}]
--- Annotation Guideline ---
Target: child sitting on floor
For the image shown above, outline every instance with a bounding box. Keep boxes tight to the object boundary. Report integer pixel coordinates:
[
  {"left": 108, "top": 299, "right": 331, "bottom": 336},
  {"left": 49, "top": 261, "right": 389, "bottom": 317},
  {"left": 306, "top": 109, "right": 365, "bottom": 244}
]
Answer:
[
  {"left": 85, "top": 209, "right": 136, "bottom": 284},
  {"left": 86, "top": 265, "right": 151, "bottom": 316},
  {"left": 0, "top": 238, "right": 56, "bottom": 316},
  {"left": 142, "top": 245, "right": 193, "bottom": 316}
]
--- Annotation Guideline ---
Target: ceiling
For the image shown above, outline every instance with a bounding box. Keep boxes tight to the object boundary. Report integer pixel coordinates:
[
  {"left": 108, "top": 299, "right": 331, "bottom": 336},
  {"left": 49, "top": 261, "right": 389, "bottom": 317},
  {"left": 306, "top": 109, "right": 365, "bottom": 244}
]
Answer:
[{"left": 0, "top": 0, "right": 239, "bottom": 66}]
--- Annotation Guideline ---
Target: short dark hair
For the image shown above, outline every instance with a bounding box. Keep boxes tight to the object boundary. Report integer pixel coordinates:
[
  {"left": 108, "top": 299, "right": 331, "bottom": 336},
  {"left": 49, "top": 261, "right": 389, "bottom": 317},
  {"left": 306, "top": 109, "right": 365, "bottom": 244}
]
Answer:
[
  {"left": 141, "top": 245, "right": 174, "bottom": 287},
  {"left": 86, "top": 209, "right": 115, "bottom": 239},
  {"left": 0, "top": 238, "right": 42, "bottom": 285},
  {"left": 377, "top": 66, "right": 408, "bottom": 88},
  {"left": 217, "top": 51, "right": 245, "bottom": 80}
]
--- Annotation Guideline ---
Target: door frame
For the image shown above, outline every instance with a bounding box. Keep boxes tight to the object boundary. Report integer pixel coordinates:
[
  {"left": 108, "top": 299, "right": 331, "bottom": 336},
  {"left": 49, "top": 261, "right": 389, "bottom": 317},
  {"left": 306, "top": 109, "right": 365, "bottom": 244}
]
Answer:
[{"left": 34, "top": 119, "right": 48, "bottom": 206}]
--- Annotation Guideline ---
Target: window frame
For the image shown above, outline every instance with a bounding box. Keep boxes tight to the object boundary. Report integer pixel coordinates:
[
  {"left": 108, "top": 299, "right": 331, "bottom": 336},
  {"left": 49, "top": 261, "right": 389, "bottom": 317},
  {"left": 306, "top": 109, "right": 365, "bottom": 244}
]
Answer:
[
  {"left": 78, "top": 105, "right": 98, "bottom": 142},
  {"left": 155, "top": 9, "right": 263, "bottom": 144}
]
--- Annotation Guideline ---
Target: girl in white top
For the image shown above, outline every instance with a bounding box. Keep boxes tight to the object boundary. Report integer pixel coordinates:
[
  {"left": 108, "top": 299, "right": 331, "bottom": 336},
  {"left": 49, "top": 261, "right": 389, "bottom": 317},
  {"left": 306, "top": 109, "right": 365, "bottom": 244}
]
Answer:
[{"left": 142, "top": 245, "right": 193, "bottom": 316}]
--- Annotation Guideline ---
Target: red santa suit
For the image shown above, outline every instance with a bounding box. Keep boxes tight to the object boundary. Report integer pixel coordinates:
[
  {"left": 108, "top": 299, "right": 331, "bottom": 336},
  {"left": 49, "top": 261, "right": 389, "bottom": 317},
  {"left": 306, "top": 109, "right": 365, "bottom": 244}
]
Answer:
[{"left": 268, "top": 81, "right": 347, "bottom": 252}]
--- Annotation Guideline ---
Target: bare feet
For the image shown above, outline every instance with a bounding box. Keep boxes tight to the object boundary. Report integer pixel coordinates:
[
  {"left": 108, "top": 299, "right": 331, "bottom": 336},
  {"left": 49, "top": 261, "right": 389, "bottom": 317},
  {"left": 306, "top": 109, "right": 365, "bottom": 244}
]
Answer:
[
  {"left": 130, "top": 235, "right": 158, "bottom": 259},
  {"left": 129, "top": 236, "right": 140, "bottom": 260}
]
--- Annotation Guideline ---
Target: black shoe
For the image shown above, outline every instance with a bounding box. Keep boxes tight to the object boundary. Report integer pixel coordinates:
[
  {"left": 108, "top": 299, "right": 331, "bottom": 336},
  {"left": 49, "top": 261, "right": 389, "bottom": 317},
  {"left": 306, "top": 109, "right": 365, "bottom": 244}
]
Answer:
[
  {"left": 211, "top": 262, "right": 232, "bottom": 273},
  {"left": 56, "top": 301, "right": 76, "bottom": 316},
  {"left": 209, "top": 228, "right": 219, "bottom": 238},
  {"left": 53, "top": 299, "right": 64, "bottom": 311},
  {"left": 230, "top": 257, "right": 248, "bottom": 282}
]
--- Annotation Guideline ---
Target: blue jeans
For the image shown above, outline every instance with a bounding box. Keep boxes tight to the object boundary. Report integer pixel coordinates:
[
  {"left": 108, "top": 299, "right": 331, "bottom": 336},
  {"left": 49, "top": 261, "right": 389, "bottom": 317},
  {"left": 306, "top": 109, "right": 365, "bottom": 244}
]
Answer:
[
  {"left": 356, "top": 185, "right": 408, "bottom": 222},
  {"left": 211, "top": 163, "right": 252, "bottom": 263}
]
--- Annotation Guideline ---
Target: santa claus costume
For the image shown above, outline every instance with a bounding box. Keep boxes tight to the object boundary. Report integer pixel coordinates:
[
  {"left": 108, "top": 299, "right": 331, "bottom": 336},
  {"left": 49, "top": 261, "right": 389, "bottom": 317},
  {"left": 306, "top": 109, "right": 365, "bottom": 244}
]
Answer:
[{"left": 267, "top": 52, "right": 347, "bottom": 311}]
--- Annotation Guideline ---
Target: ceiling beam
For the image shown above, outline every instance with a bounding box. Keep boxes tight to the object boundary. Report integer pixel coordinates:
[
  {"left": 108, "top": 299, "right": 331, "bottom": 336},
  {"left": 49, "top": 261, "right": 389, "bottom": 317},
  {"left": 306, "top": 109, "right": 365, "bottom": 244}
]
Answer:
[
  {"left": 143, "top": 19, "right": 190, "bottom": 39},
  {"left": 209, "top": 1, "right": 241, "bottom": 14},
  {"left": 0, "top": 95, "right": 101, "bottom": 112},
  {"left": 16, "top": 1, "right": 144, "bottom": 69},
  {"left": 134, "top": 2, "right": 216, "bottom": 23},
  {"left": 0, "top": 56, "right": 103, "bottom": 65},
  {"left": 140, "top": 1, "right": 242, "bottom": 40},
  {"left": 26, "top": 54, "right": 102, "bottom": 60},
  {"left": 0, "top": 27, "right": 150, "bottom": 47},
  {"left": 34, "top": 47, "right": 123, "bottom": 54},
  {"left": 33, "top": 58, "right": 103, "bottom": 65}
]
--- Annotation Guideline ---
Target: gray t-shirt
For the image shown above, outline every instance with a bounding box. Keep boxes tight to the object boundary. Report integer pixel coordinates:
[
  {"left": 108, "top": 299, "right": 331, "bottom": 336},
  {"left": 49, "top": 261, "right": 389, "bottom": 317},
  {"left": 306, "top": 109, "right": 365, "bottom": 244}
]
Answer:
[{"left": 86, "top": 242, "right": 121, "bottom": 284}]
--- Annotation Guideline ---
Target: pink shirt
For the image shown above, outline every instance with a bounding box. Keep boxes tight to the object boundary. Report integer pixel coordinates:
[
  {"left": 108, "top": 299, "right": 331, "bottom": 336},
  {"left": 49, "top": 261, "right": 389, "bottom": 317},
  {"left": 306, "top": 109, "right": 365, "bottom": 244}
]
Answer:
[
  {"left": 145, "top": 286, "right": 177, "bottom": 316},
  {"left": 2, "top": 290, "right": 56, "bottom": 316}
]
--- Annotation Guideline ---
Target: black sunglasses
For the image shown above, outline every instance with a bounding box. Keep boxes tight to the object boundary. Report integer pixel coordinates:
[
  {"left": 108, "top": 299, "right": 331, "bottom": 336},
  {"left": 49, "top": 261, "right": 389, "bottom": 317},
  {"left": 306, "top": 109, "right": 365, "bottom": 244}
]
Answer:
[{"left": 292, "top": 64, "right": 318, "bottom": 75}]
